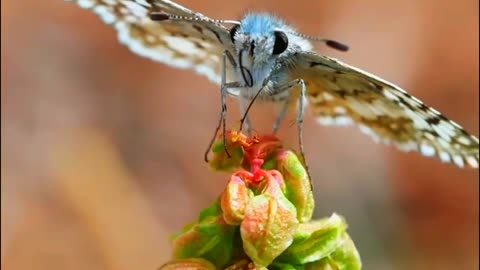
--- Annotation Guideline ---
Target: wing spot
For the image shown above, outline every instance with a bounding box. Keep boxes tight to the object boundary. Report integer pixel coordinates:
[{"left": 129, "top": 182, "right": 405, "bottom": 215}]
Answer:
[
  {"left": 334, "top": 106, "right": 347, "bottom": 114},
  {"left": 453, "top": 155, "right": 465, "bottom": 168},
  {"left": 93, "top": 5, "right": 116, "bottom": 24},
  {"left": 457, "top": 136, "right": 473, "bottom": 146},
  {"left": 423, "top": 132, "right": 436, "bottom": 140},
  {"left": 395, "top": 141, "right": 418, "bottom": 152},
  {"left": 193, "top": 25, "right": 204, "bottom": 34},
  {"left": 389, "top": 123, "right": 399, "bottom": 130},
  {"left": 418, "top": 103, "right": 430, "bottom": 111},
  {"left": 145, "top": 35, "right": 156, "bottom": 43},
  {"left": 322, "top": 92, "right": 335, "bottom": 101},
  {"left": 358, "top": 124, "right": 381, "bottom": 143},
  {"left": 77, "top": 0, "right": 95, "bottom": 8},
  {"left": 439, "top": 151, "right": 451, "bottom": 163},
  {"left": 118, "top": 6, "right": 130, "bottom": 14},
  {"left": 317, "top": 117, "right": 335, "bottom": 125},
  {"left": 420, "top": 144, "right": 436, "bottom": 157},
  {"left": 466, "top": 156, "right": 479, "bottom": 168},
  {"left": 335, "top": 116, "right": 353, "bottom": 125},
  {"left": 426, "top": 117, "right": 440, "bottom": 125}
]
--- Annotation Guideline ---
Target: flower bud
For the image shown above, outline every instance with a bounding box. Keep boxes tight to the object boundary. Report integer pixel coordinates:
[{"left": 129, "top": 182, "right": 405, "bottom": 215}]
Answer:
[
  {"left": 209, "top": 140, "right": 244, "bottom": 172},
  {"left": 221, "top": 175, "right": 252, "bottom": 225},
  {"left": 276, "top": 151, "right": 315, "bottom": 223},
  {"left": 277, "top": 214, "right": 348, "bottom": 264},
  {"left": 172, "top": 215, "right": 236, "bottom": 268},
  {"left": 240, "top": 176, "right": 299, "bottom": 268},
  {"left": 311, "top": 233, "right": 361, "bottom": 270}
]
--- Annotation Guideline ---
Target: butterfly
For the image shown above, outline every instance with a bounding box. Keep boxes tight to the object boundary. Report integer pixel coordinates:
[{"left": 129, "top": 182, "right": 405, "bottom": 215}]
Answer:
[{"left": 68, "top": 0, "right": 479, "bottom": 168}]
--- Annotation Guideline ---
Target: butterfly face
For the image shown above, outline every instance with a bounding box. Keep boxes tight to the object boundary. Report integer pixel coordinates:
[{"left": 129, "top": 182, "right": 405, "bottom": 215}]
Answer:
[
  {"left": 231, "top": 14, "right": 291, "bottom": 64},
  {"left": 229, "top": 14, "right": 313, "bottom": 89}
]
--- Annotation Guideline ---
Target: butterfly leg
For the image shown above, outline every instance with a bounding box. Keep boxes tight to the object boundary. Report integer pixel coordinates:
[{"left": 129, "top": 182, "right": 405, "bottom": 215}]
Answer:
[
  {"left": 204, "top": 51, "right": 241, "bottom": 162},
  {"left": 272, "top": 94, "right": 292, "bottom": 134},
  {"left": 270, "top": 79, "right": 307, "bottom": 149},
  {"left": 296, "top": 79, "right": 308, "bottom": 164},
  {"left": 272, "top": 79, "right": 312, "bottom": 186},
  {"left": 278, "top": 79, "right": 307, "bottom": 160},
  {"left": 293, "top": 78, "right": 312, "bottom": 189},
  {"left": 239, "top": 96, "right": 254, "bottom": 136}
]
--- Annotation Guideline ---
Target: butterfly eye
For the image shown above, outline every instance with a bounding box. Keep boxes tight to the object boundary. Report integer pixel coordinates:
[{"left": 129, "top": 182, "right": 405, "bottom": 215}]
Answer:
[
  {"left": 272, "top": 31, "right": 289, "bottom": 55},
  {"left": 229, "top": 24, "right": 240, "bottom": 43}
]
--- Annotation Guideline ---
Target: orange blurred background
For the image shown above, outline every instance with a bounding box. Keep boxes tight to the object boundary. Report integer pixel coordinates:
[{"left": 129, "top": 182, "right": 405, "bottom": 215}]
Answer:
[{"left": 1, "top": 0, "right": 478, "bottom": 269}]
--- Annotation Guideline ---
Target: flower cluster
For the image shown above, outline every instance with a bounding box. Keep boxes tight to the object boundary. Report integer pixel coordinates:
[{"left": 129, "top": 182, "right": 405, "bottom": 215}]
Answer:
[{"left": 160, "top": 131, "right": 361, "bottom": 270}]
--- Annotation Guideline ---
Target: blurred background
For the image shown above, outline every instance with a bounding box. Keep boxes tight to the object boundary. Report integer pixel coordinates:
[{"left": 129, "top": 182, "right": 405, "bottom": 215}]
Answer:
[{"left": 1, "top": 0, "right": 478, "bottom": 269}]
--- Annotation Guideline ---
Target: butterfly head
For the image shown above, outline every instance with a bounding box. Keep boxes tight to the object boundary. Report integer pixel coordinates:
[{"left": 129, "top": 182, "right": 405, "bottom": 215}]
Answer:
[
  {"left": 228, "top": 14, "right": 312, "bottom": 86},
  {"left": 231, "top": 14, "right": 313, "bottom": 63}
]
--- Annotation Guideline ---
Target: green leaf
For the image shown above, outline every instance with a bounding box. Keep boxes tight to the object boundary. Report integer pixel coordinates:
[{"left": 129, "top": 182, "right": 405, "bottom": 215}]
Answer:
[
  {"left": 198, "top": 199, "right": 223, "bottom": 222},
  {"left": 173, "top": 215, "right": 236, "bottom": 268},
  {"left": 317, "top": 233, "right": 362, "bottom": 270}
]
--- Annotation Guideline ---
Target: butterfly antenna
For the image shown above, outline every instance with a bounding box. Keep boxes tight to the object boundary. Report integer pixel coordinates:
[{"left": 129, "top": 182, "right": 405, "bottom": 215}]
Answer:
[
  {"left": 150, "top": 12, "right": 239, "bottom": 25},
  {"left": 290, "top": 32, "right": 349, "bottom": 52}
]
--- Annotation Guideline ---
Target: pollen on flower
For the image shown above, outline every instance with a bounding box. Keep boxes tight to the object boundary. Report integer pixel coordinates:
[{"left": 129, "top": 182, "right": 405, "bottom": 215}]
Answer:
[{"left": 228, "top": 130, "right": 258, "bottom": 148}]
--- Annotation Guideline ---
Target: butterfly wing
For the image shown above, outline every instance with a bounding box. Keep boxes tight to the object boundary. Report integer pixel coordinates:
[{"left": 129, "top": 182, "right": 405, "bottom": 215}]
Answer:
[
  {"left": 291, "top": 52, "right": 479, "bottom": 168},
  {"left": 67, "top": 0, "right": 234, "bottom": 84}
]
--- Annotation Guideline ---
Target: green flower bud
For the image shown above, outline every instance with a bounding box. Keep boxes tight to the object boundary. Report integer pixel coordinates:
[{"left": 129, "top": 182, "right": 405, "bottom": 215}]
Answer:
[
  {"left": 277, "top": 214, "right": 348, "bottom": 264},
  {"left": 241, "top": 176, "right": 299, "bottom": 268},
  {"left": 209, "top": 140, "right": 244, "bottom": 172},
  {"left": 221, "top": 175, "right": 253, "bottom": 225},
  {"left": 276, "top": 151, "right": 314, "bottom": 223},
  {"left": 172, "top": 215, "right": 236, "bottom": 268},
  {"left": 308, "top": 233, "right": 361, "bottom": 270}
]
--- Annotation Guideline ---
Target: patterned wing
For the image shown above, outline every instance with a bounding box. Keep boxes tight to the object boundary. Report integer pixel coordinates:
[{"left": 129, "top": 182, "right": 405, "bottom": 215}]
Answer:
[
  {"left": 67, "top": 0, "right": 234, "bottom": 84},
  {"left": 292, "top": 52, "right": 479, "bottom": 168}
]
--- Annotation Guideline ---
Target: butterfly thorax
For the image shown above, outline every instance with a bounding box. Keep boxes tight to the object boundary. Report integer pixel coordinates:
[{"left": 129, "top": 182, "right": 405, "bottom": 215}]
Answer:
[{"left": 229, "top": 13, "right": 313, "bottom": 100}]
